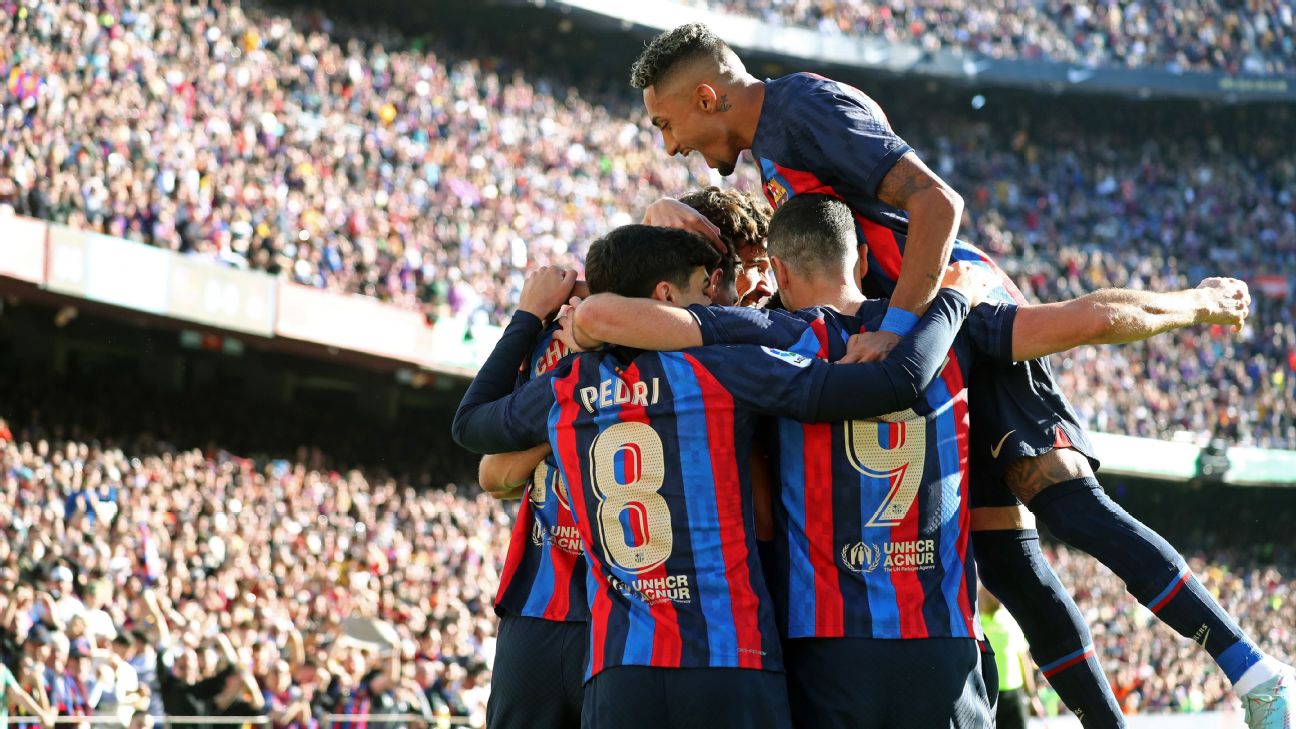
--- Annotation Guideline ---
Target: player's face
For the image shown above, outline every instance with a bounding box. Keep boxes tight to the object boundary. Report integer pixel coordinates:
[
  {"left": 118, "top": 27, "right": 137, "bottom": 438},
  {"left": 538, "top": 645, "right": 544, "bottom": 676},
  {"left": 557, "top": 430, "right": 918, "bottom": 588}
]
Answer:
[
  {"left": 736, "top": 245, "right": 775, "bottom": 308},
  {"left": 657, "top": 266, "right": 714, "bottom": 308},
  {"left": 645, "top": 85, "right": 741, "bottom": 176}
]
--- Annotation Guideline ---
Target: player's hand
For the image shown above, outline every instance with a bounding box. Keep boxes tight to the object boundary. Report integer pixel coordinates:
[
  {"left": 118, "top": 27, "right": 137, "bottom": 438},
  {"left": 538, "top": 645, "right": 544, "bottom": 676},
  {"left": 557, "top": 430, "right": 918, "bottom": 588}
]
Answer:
[
  {"left": 840, "top": 330, "right": 900, "bottom": 363},
  {"left": 941, "top": 261, "right": 995, "bottom": 307},
  {"left": 554, "top": 297, "right": 592, "bottom": 353},
  {"left": 1196, "top": 277, "right": 1250, "bottom": 331},
  {"left": 517, "top": 266, "right": 578, "bottom": 320},
  {"left": 642, "top": 197, "right": 726, "bottom": 252}
]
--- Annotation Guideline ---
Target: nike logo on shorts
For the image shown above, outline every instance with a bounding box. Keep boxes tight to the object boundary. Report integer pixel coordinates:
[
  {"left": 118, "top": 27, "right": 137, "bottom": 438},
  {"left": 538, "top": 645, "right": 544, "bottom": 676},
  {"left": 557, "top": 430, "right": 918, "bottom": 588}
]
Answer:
[{"left": 990, "top": 430, "right": 1017, "bottom": 459}]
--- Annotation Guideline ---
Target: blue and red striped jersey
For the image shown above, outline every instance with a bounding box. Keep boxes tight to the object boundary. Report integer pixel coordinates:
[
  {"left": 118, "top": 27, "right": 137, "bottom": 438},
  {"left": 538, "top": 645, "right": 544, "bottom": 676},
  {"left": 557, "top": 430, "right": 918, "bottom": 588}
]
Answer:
[
  {"left": 751, "top": 72, "right": 1024, "bottom": 305},
  {"left": 482, "top": 343, "right": 854, "bottom": 678},
  {"left": 494, "top": 325, "right": 588, "bottom": 622},
  {"left": 691, "top": 301, "right": 1018, "bottom": 640}
]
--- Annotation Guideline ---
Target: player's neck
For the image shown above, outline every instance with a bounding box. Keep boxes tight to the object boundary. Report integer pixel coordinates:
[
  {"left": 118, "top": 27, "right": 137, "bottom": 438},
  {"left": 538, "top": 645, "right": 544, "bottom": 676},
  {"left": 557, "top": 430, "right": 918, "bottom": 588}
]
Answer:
[
  {"left": 730, "top": 79, "right": 765, "bottom": 150},
  {"left": 789, "top": 280, "right": 865, "bottom": 314}
]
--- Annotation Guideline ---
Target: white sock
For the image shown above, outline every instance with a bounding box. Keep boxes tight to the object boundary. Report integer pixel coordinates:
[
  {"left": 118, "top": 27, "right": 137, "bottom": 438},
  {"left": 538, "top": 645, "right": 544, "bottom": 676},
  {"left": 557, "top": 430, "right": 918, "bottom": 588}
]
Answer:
[{"left": 1234, "top": 655, "right": 1287, "bottom": 695}]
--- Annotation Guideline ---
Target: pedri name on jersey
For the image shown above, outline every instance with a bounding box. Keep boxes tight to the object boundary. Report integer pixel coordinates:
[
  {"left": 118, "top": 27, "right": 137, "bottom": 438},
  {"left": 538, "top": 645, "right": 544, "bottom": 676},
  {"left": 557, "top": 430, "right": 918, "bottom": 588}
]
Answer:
[{"left": 579, "top": 375, "right": 662, "bottom": 414}]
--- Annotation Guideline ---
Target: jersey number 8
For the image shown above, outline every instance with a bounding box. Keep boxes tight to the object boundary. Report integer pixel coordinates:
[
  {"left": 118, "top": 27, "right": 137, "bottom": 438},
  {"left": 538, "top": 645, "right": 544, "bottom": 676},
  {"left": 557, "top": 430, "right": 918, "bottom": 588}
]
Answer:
[
  {"left": 844, "top": 409, "right": 927, "bottom": 528},
  {"left": 590, "top": 421, "right": 672, "bottom": 574}
]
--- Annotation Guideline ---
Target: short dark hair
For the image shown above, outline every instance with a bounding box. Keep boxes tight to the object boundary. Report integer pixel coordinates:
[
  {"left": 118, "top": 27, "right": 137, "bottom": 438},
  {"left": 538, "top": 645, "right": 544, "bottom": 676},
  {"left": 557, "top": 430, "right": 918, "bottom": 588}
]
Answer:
[
  {"left": 766, "top": 194, "right": 856, "bottom": 275},
  {"left": 630, "top": 23, "right": 732, "bottom": 90},
  {"left": 585, "top": 225, "right": 720, "bottom": 298}
]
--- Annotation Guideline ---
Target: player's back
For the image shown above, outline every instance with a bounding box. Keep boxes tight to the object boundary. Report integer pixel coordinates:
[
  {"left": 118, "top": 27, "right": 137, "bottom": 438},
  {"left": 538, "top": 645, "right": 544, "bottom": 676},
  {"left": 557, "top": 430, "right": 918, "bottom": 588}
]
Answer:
[
  {"left": 752, "top": 72, "right": 1021, "bottom": 303},
  {"left": 773, "top": 304, "right": 978, "bottom": 641},
  {"left": 494, "top": 325, "right": 587, "bottom": 622},
  {"left": 688, "top": 301, "right": 981, "bottom": 640},
  {"left": 546, "top": 345, "right": 788, "bottom": 678}
]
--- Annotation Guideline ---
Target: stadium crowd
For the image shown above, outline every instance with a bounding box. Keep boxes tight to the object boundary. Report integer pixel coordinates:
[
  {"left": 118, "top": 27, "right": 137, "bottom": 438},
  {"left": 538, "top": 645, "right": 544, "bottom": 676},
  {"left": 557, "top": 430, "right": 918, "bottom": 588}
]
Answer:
[
  {"left": 1, "top": 1, "right": 1293, "bottom": 449},
  {"left": 1043, "top": 543, "right": 1295, "bottom": 716},
  {"left": 0, "top": 406, "right": 1292, "bottom": 724},
  {"left": 694, "top": 0, "right": 1295, "bottom": 75},
  {"left": 0, "top": 415, "right": 506, "bottom": 727}
]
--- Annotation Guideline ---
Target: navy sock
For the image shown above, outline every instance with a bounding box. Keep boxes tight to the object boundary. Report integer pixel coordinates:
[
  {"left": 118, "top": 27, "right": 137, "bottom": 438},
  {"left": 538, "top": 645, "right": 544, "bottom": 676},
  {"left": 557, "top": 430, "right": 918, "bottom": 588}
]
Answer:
[
  {"left": 974, "top": 529, "right": 1125, "bottom": 728},
  {"left": 1029, "top": 477, "right": 1263, "bottom": 684}
]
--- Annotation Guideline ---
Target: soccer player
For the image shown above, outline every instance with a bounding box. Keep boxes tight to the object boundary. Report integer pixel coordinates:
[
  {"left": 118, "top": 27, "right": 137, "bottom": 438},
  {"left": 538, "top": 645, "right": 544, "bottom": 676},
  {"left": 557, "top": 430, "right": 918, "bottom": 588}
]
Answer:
[
  {"left": 474, "top": 266, "right": 588, "bottom": 729},
  {"left": 560, "top": 194, "right": 1253, "bottom": 729},
  {"left": 629, "top": 24, "right": 1294, "bottom": 727},
  {"left": 474, "top": 189, "right": 771, "bottom": 729},
  {"left": 646, "top": 188, "right": 775, "bottom": 308},
  {"left": 453, "top": 225, "right": 981, "bottom": 729}
]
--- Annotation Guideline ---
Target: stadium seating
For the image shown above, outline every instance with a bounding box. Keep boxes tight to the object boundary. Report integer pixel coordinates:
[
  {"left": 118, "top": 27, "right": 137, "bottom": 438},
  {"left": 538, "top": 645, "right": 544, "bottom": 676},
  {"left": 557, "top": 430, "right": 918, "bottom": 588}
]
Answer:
[
  {"left": 688, "top": 0, "right": 1296, "bottom": 75},
  {"left": 2, "top": 1, "right": 1292, "bottom": 450}
]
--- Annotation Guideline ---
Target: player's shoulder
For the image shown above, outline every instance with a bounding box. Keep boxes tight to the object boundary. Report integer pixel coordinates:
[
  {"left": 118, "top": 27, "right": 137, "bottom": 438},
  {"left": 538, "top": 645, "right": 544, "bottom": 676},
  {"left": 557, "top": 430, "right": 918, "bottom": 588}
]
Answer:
[
  {"left": 525, "top": 323, "right": 573, "bottom": 382},
  {"left": 677, "top": 342, "right": 817, "bottom": 375}
]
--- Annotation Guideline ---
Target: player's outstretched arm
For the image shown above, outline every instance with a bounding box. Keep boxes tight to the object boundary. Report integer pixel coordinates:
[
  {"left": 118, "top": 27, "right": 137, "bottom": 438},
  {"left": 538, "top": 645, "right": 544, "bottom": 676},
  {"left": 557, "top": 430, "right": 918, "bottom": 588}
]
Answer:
[
  {"left": 567, "top": 293, "right": 704, "bottom": 351},
  {"left": 806, "top": 287, "right": 971, "bottom": 421},
  {"left": 1009, "top": 277, "right": 1251, "bottom": 361},
  {"left": 479, "top": 444, "right": 552, "bottom": 500}
]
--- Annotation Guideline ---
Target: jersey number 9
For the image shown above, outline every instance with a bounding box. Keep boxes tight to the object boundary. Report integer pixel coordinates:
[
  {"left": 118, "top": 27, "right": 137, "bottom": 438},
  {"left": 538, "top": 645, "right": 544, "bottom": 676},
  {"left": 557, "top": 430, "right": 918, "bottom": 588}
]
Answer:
[{"left": 845, "top": 408, "right": 927, "bottom": 528}]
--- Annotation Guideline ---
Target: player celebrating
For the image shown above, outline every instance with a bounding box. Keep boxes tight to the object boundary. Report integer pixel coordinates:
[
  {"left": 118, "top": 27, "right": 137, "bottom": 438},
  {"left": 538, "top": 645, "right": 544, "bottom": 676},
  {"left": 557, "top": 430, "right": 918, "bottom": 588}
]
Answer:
[
  {"left": 453, "top": 226, "right": 982, "bottom": 729},
  {"left": 560, "top": 194, "right": 1254, "bottom": 728},
  {"left": 471, "top": 265, "right": 587, "bottom": 729},
  {"left": 474, "top": 189, "right": 772, "bottom": 729},
  {"left": 629, "top": 24, "right": 1294, "bottom": 728}
]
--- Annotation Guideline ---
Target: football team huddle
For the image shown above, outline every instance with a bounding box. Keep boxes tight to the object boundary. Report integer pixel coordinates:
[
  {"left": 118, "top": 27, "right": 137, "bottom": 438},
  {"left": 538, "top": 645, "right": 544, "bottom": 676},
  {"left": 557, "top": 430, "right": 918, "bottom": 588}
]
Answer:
[{"left": 452, "top": 23, "right": 1294, "bottom": 729}]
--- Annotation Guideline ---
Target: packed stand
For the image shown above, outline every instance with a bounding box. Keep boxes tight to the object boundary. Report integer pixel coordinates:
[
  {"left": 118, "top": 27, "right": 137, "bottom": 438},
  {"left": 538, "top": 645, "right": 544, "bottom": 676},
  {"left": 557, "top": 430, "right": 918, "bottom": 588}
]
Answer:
[
  {"left": 692, "top": 0, "right": 1295, "bottom": 75},
  {"left": 0, "top": 0, "right": 1293, "bottom": 449},
  {"left": 1042, "top": 545, "right": 1294, "bottom": 715},
  {"left": 0, "top": 415, "right": 506, "bottom": 727},
  {"left": 0, "top": 0, "right": 737, "bottom": 325},
  {"left": 903, "top": 104, "right": 1296, "bottom": 448}
]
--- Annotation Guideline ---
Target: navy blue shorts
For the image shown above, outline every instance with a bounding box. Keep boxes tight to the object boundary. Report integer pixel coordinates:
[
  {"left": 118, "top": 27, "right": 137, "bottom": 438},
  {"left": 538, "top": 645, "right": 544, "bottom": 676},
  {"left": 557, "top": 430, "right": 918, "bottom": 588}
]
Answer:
[
  {"left": 784, "top": 637, "right": 991, "bottom": 729},
  {"left": 581, "top": 666, "right": 791, "bottom": 729},
  {"left": 969, "top": 357, "right": 1100, "bottom": 509},
  {"left": 488, "top": 615, "right": 587, "bottom": 729}
]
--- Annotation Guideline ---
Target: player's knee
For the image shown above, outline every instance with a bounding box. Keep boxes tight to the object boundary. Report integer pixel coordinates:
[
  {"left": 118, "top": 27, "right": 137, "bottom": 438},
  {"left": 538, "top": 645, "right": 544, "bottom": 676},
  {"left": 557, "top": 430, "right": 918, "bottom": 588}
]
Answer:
[{"left": 1004, "top": 449, "right": 1094, "bottom": 505}]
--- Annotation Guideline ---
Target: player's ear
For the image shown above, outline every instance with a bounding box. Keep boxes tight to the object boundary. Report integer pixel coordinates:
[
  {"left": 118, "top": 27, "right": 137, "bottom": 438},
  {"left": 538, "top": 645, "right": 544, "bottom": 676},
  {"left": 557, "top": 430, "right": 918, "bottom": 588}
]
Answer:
[
  {"left": 650, "top": 280, "right": 675, "bottom": 304},
  {"left": 694, "top": 83, "right": 719, "bottom": 112},
  {"left": 770, "top": 256, "right": 791, "bottom": 293},
  {"left": 854, "top": 244, "right": 869, "bottom": 292}
]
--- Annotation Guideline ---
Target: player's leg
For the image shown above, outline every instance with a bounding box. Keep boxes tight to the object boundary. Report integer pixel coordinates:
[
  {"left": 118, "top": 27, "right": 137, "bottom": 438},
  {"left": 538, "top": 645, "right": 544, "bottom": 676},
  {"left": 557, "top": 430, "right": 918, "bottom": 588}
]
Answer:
[
  {"left": 1010, "top": 448, "right": 1295, "bottom": 724},
  {"left": 583, "top": 665, "right": 791, "bottom": 729},
  {"left": 489, "top": 615, "right": 584, "bottom": 729},
  {"left": 969, "top": 484, "right": 1124, "bottom": 728},
  {"left": 559, "top": 617, "right": 589, "bottom": 726},
  {"left": 979, "top": 640, "right": 1000, "bottom": 715},
  {"left": 880, "top": 638, "right": 991, "bottom": 729},
  {"left": 579, "top": 665, "right": 666, "bottom": 729},
  {"left": 784, "top": 638, "right": 886, "bottom": 729},
  {"left": 665, "top": 667, "right": 792, "bottom": 729}
]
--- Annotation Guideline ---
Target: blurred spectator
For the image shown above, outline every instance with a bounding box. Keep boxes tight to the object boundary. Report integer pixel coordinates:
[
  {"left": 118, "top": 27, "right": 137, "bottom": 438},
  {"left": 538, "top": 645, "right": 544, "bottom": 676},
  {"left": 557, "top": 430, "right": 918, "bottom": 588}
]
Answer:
[{"left": 693, "top": 0, "right": 1296, "bottom": 75}]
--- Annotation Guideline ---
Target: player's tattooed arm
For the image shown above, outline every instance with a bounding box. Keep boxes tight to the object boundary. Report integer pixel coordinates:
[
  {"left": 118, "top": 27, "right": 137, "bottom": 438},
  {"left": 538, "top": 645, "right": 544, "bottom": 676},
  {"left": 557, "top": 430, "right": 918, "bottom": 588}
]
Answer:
[
  {"left": 1005, "top": 449, "right": 1095, "bottom": 505},
  {"left": 479, "top": 443, "right": 552, "bottom": 500},
  {"left": 874, "top": 152, "right": 963, "bottom": 315},
  {"left": 1008, "top": 277, "right": 1251, "bottom": 361}
]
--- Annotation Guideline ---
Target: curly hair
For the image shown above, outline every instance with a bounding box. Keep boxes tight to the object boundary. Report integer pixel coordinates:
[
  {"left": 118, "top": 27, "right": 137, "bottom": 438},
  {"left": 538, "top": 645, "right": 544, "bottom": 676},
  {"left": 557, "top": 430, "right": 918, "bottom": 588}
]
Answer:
[
  {"left": 678, "top": 186, "right": 770, "bottom": 255},
  {"left": 629, "top": 23, "right": 732, "bottom": 90}
]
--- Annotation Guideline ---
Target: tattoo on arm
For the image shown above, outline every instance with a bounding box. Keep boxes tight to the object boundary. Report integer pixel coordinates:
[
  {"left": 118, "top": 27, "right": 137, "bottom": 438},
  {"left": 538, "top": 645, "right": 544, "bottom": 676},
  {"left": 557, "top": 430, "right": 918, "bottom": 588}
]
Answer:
[
  {"left": 1004, "top": 449, "right": 1094, "bottom": 505},
  {"left": 877, "top": 153, "right": 938, "bottom": 209},
  {"left": 716, "top": 94, "right": 730, "bottom": 112}
]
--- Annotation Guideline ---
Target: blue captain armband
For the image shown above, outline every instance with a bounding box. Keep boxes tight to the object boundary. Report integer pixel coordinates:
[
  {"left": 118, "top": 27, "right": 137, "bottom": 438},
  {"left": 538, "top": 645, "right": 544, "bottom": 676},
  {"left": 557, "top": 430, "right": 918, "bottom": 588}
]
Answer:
[{"left": 878, "top": 307, "right": 919, "bottom": 337}]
